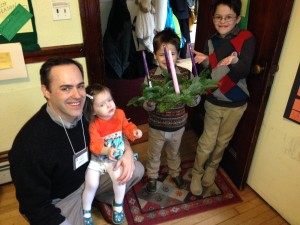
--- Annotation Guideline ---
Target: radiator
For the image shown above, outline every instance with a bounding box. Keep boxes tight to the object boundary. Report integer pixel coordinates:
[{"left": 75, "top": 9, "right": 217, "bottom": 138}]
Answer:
[{"left": 0, "top": 161, "right": 12, "bottom": 185}]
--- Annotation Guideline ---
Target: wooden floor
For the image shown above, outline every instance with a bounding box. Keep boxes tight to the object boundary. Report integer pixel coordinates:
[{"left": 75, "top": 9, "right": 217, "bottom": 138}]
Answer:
[{"left": 0, "top": 124, "right": 289, "bottom": 225}]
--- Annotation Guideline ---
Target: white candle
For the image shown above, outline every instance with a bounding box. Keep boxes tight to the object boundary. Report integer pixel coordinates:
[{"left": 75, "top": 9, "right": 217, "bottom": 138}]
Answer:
[{"left": 168, "top": 50, "right": 180, "bottom": 94}]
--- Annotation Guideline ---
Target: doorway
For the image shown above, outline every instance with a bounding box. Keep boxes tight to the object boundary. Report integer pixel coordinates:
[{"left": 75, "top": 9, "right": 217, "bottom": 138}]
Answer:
[{"left": 191, "top": 0, "right": 294, "bottom": 189}]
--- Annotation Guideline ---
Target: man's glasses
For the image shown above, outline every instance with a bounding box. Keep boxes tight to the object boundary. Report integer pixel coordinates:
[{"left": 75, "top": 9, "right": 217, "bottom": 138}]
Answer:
[{"left": 212, "top": 15, "right": 236, "bottom": 22}]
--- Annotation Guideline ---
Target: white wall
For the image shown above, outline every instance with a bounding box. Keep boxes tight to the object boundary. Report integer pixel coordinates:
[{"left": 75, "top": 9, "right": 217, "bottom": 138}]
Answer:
[
  {"left": 247, "top": 1, "right": 300, "bottom": 224},
  {"left": 32, "top": 0, "right": 83, "bottom": 47}
]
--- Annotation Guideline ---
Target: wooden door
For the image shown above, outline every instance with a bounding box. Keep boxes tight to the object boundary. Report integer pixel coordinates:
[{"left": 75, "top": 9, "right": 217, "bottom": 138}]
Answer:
[{"left": 193, "top": 0, "right": 294, "bottom": 189}]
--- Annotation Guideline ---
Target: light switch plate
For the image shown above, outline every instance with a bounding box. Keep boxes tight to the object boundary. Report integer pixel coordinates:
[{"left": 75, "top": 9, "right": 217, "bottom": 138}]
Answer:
[{"left": 52, "top": 1, "right": 71, "bottom": 21}]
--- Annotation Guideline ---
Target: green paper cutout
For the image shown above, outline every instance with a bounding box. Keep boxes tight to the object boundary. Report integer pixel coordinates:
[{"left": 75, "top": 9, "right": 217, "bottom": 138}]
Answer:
[
  {"left": 239, "top": 0, "right": 250, "bottom": 30},
  {"left": 0, "top": 4, "right": 32, "bottom": 41}
]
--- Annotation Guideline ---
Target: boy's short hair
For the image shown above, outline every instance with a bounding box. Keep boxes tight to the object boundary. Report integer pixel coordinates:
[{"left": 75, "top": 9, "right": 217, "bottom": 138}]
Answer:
[
  {"left": 153, "top": 28, "right": 181, "bottom": 53},
  {"left": 212, "top": 0, "right": 242, "bottom": 16}
]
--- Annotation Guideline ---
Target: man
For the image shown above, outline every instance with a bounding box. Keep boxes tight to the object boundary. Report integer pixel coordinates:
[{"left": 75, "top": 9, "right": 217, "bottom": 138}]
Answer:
[{"left": 9, "top": 57, "right": 144, "bottom": 225}]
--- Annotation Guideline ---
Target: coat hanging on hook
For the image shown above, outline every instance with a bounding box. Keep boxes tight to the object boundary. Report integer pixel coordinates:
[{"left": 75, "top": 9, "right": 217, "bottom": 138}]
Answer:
[{"left": 103, "top": 0, "right": 132, "bottom": 78}]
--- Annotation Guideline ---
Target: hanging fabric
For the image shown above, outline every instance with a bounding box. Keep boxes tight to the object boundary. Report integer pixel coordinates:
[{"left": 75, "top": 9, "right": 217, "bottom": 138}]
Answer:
[
  {"left": 134, "top": 0, "right": 155, "bottom": 52},
  {"left": 165, "top": 0, "right": 185, "bottom": 48},
  {"left": 153, "top": 0, "right": 168, "bottom": 33},
  {"left": 103, "top": 0, "right": 132, "bottom": 78}
]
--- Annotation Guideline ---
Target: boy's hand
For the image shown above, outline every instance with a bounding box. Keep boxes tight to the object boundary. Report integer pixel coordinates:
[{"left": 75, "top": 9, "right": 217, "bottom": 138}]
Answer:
[
  {"left": 147, "top": 101, "right": 156, "bottom": 107},
  {"left": 133, "top": 129, "right": 143, "bottom": 139},
  {"left": 143, "top": 101, "right": 156, "bottom": 111},
  {"left": 187, "top": 95, "right": 201, "bottom": 107},
  {"left": 194, "top": 95, "right": 201, "bottom": 105},
  {"left": 218, "top": 52, "right": 239, "bottom": 67},
  {"left": 193, "top": 50, "right": 208, "bottom": 64}
]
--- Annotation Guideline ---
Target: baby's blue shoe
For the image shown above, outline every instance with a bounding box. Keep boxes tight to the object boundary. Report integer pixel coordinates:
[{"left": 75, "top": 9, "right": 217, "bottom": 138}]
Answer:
[
  {"left": 112, "top": 200, "right": 124, "bottom": 224},
  {"left": 83, "top": 210, "right": 94, "bottom": 225}
]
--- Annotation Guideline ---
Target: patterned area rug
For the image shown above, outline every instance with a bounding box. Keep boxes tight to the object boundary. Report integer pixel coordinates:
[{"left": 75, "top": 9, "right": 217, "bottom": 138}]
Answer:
[{"left": 124, "top": 160, "right": 242, "bottom": 225}]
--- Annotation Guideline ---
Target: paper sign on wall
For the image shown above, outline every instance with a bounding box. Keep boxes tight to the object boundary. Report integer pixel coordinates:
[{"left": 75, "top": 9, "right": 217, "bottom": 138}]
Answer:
[
  {"left": 0, "top": 4, "right": 33, "bottom": 41},
  {"left": 239, "top": 0, "right": 250, "bottom": 29},
  {"left": 0, "top": 52, "right": 12, "bottom": 69},
  {"left": 0, "top": 0, "right": 39, "bottom": 52},
  {"left": 0, "top": 42, "right": 28, "bottom": 80},
  {"left": 0, "top": 1, "right": 34, "bottom": 33},
  {"left": 284, "top": 63, "right": 300, "bottom": 125}
]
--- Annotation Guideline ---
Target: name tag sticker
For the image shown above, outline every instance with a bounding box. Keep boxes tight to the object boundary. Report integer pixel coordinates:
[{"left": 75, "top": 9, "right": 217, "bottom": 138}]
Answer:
[{"left": 73, "top": 147, "right": 88, "bottom": 170}]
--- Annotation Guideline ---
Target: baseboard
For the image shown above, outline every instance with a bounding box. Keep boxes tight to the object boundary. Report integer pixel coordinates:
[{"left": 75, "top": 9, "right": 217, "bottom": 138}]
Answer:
[
  {"left": 0, "top": 151, "right": 12, "bottom": 184},
  {"left": 0, "top": 161, "right": 11, "bottom": 185}
]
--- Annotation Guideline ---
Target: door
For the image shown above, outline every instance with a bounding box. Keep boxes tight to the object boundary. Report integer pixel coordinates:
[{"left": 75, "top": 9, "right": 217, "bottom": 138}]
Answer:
[{"left": 193, "top": 0, "right": 294, "bottom": 189}]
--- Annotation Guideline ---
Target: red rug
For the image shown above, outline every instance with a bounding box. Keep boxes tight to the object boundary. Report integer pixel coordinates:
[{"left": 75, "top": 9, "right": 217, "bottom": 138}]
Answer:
[{"left": 124, "top": 160, "right": 242, "bottom": 225}]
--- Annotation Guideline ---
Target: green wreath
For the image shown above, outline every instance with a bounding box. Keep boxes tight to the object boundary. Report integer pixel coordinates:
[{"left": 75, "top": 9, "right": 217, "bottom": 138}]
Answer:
[{"left": 127, "top": 69, "right": 218, "bottom": 112}]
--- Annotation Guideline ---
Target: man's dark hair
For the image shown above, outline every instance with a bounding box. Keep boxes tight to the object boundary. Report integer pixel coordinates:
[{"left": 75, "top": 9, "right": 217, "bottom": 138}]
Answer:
[{"left": 40, "top": 57, "right": 84, "bottom": 90}]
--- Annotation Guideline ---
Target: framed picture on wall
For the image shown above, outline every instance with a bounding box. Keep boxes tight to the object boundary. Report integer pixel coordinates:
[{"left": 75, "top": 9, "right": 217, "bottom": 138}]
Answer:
[{"left": 284, "top": 63, "right": 300, "bottom": 125}]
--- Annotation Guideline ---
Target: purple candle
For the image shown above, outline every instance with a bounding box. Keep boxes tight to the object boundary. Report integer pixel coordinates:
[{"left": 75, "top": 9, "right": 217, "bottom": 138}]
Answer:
[
  {"left": 142, "top": 51, "right": 152, "bottom": 87},
  {"left": 163, "top": 45, "right": 171, "bottom": 74},
  {"left": 188, "top": 43, "right": 198, "bottom": 77}
]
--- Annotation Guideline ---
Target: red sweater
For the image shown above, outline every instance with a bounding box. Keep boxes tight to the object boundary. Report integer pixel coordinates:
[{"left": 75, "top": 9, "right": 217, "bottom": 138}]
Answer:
[{"left": 89, "top": 109, "right": 138, "bottom": 155}]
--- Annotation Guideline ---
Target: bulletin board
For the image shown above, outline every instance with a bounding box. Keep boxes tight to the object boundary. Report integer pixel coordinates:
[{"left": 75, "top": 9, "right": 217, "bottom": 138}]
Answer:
[
  {"left": 283, "top": 63, "right": 300, "bottom": 125},
  {"left": 0, "top": 0, "right": 40, "bottom": 52}
]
